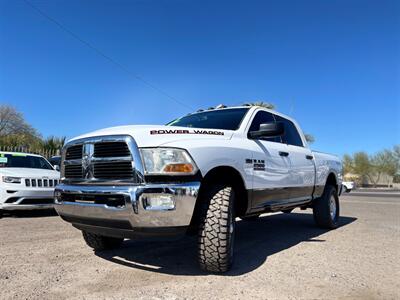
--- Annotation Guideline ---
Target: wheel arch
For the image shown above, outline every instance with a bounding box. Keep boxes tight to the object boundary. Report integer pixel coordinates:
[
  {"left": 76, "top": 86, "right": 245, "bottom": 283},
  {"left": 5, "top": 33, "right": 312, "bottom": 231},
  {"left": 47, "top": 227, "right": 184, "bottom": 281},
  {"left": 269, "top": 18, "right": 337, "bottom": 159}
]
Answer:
[
  {"left": 188, "top": 165, "right": 248, "bottom": 233},
  {"left": 326, "top": 172, "right": 339, "bottom": 192}
]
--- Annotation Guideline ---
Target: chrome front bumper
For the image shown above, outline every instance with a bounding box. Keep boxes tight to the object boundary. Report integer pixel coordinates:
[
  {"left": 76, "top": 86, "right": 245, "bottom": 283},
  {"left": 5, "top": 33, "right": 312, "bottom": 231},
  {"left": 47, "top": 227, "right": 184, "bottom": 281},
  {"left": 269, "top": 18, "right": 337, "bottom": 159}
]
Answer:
[{"left": 54, "top": 182, "right": 200, "bottom": 236}]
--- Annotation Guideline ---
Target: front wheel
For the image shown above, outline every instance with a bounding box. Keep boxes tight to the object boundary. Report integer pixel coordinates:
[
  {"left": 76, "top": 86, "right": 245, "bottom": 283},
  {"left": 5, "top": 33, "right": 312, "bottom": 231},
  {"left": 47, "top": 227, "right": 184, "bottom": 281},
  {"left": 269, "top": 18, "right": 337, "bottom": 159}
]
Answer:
[
  {"left": 313, "top": 185, "right": 340, "bottom": 229},
  {"left": 198, "top": 185, "right": 236, "bottom": 273},
  {"left": 82, "top": 231, "right": 124, "bottom": 251}
]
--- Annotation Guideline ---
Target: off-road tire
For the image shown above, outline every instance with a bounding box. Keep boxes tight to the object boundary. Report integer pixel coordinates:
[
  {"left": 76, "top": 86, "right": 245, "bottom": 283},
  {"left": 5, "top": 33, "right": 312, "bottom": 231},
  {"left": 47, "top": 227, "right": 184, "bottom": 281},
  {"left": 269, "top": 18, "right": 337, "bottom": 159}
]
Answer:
[
  {"left": 198, "top": 185, "right": 236, "bottom": 273},
  {"left": 82, "top": 231, "right": 124, "bottom": 251},
  {"left": 313, "top": 185, "right": 340, "bottom": 229}
]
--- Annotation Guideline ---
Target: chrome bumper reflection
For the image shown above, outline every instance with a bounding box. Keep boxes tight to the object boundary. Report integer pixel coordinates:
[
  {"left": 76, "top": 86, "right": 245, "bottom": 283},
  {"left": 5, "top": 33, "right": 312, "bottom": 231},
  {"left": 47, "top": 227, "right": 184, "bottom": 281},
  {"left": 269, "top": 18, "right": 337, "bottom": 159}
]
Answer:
[{"left": 54, "top": 182, "right": 200, "bottom": 228}]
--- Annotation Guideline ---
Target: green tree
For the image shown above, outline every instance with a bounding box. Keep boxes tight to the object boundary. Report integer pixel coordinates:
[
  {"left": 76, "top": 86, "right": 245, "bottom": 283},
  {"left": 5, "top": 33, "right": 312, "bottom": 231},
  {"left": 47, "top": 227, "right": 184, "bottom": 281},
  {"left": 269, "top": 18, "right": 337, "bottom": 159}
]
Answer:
[
  {"left": 0, "top": 105, "right": 38, "bottom": 137},
  {"left": 352, "top": 152, "right": 374, "bottom": 185},
  {"left": 40, "top": 136, "right": 66, "bottom": 153},
  {"left": 372, "top": 149, "right": 398, "bottom": 187},
  {"left": 0, "top": 105, "right": 65, "bottom": 156},
  {"left": 342, "top": 154, "right": 354, "bottom": 175}
]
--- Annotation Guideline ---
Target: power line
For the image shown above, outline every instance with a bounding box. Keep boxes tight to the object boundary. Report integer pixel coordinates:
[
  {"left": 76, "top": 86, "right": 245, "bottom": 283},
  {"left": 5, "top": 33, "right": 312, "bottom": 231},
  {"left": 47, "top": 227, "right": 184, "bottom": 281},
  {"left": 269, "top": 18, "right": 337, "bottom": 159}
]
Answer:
[{"left": 23, "top": 0, "right": 193, "bottom": 111}]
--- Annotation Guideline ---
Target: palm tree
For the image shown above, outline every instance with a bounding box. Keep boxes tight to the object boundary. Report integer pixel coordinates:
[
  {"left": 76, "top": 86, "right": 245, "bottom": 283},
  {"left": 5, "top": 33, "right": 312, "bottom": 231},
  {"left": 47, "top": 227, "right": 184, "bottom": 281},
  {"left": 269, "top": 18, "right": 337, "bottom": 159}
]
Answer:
[{"left": 40, "top": 136, "right": 66, "bottom": 155}]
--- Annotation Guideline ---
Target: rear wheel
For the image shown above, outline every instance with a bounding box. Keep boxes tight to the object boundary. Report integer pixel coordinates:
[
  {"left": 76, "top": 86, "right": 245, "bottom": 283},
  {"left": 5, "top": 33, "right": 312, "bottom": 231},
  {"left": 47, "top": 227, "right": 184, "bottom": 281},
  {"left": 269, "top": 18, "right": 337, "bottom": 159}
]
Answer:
[
  {"left": 82, "top": 231, "right": 124, "bottom": 251},
  {"left": 313, "top": 185, "right": 340, "bottom": 229},
  {"left": 198, "top": 185, "right": 236, "bottom": 273}
]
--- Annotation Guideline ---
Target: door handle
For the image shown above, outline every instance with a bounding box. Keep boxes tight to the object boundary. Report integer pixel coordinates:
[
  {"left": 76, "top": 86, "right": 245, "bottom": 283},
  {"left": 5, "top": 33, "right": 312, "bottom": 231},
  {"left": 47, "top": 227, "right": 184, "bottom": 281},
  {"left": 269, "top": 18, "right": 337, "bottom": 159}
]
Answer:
[
  {"left": 306, "top": 155, "right": 314, "bottom": 160},
  {"left": 279, "top": 151, "right": 289, "bottom": 157}
]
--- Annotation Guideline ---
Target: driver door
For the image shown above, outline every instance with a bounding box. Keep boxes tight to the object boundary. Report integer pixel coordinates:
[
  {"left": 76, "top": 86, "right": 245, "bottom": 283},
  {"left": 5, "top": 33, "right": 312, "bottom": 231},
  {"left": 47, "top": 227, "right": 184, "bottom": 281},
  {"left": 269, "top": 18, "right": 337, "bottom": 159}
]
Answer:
[{"left": 248, "top": 111, "right": 292, "bottom": 209}]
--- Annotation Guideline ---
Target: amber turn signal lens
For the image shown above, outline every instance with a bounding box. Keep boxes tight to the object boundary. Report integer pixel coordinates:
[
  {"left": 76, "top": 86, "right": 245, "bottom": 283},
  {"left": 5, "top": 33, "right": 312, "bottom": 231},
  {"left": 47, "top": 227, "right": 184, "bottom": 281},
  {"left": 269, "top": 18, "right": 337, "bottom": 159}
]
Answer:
[{"left": 163, "top": 163, "right": 194, "bottom": 173}]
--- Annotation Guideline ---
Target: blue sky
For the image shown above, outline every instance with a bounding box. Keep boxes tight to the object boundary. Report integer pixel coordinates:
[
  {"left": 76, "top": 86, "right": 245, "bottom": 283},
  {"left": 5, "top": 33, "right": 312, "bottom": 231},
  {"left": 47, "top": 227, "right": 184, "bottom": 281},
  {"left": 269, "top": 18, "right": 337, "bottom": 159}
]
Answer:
[{"left": 0, "top": 0, "right": 399, "bottom": 156}]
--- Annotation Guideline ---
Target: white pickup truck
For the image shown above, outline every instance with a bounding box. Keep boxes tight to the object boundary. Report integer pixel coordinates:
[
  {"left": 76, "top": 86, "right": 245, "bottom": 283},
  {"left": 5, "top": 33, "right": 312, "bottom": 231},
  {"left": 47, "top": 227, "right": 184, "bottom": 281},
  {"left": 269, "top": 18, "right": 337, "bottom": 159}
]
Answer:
[{"left": 55, "top": 106, "right": 342, "bottom": 272}]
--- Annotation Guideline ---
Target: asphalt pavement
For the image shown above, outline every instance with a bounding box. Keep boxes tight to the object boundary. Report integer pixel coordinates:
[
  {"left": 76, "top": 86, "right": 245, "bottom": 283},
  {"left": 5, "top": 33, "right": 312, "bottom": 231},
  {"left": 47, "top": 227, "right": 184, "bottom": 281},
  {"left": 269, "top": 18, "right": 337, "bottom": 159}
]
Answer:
[{"left": 0, "top": 192, "right": 399, "bottom": 299}]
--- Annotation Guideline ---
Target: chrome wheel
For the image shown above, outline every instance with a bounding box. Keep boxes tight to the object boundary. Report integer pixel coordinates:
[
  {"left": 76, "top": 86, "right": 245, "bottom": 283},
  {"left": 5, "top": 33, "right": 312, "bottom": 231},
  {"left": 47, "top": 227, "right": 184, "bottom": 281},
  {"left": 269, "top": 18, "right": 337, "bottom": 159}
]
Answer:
[{"left": 329, "top": 195, "right": 337, "bottom": 220}]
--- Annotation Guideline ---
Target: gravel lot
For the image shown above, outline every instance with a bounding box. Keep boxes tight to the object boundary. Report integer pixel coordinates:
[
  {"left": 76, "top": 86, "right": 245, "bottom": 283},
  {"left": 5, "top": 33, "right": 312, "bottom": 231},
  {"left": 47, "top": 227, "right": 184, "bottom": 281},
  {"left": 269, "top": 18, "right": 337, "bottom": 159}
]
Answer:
[{"left": 1, "top": 194, "right": 399, "bottom": 300}]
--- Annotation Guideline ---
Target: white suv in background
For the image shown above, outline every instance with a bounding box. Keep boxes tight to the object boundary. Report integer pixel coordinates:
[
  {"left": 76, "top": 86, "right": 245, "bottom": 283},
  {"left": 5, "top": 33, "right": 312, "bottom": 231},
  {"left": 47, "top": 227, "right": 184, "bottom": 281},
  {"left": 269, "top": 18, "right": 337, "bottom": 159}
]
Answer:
[
  {"left": 342, "top": 181, "right": 355, "bottom": 193},
  {"left": 0, "top": 152, "right": 60, "bottom": 215}
]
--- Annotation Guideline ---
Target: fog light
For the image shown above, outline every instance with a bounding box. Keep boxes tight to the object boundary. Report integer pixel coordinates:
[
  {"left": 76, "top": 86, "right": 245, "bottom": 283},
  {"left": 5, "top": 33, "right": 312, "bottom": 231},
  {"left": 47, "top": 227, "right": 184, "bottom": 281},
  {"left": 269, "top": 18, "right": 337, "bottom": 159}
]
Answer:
[{"left": 143, "top": 194, "right": 175, "bottom": 211}]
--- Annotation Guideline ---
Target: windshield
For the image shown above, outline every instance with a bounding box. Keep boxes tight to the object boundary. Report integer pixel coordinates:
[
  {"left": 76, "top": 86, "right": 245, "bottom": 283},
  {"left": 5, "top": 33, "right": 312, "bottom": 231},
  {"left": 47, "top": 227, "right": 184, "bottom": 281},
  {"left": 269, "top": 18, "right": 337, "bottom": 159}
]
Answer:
[
  {"left": 167, "top": 108, "right": 249, "bottom": 130},
  {"left": 0, "top": 153, "right": 53, "bottom": 170}
]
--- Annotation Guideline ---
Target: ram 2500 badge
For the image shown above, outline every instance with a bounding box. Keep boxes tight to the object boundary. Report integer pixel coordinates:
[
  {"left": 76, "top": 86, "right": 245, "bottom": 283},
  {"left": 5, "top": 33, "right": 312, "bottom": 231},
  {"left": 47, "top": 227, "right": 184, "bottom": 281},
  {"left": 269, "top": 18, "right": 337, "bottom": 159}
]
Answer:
[{"left": 54, "top": 106, "right": 342, "bottom": 272}]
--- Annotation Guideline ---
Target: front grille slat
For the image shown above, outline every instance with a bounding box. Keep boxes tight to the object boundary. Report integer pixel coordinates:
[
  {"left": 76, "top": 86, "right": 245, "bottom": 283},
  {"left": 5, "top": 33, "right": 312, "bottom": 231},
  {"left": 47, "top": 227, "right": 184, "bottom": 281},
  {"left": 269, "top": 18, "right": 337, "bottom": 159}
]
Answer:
[
  {"left": 24, "top": 178, "right": 57, "bottom": 188},
  {"left": 94, "top": 161, "right": 133, "bottom": 179},
  {"left": 94, "top": 142, "right": 130, "bottom": 158},
  {"left": 66, "top": 145, "right": 83, "bottom": 160},
  {"left": 65, "top": 165, "right": 83, "bottom": 178}
]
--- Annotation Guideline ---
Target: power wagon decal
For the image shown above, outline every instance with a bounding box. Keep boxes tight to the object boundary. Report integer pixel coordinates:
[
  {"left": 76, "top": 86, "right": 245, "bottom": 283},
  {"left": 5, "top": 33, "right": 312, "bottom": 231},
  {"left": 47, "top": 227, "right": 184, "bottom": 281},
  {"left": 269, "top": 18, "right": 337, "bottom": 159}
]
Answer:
[{"left": 150, "top": 129, "right": 224, "bottom": 136}]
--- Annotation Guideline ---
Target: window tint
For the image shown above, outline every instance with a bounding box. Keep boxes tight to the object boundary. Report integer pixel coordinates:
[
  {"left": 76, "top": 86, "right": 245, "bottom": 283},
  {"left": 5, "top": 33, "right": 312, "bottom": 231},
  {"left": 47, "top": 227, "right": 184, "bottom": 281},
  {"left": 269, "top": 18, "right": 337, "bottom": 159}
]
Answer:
[
  {"left": 248, "top": 111, "right": 281, "bottom": 143},
  {"left": 0, "top": 154, "right": 53, "bottom": 170},
  {"left": 274, "top": 115, "right": 303, "bottom": 147},
  {"left": 167, "top": 108, "right": 249, "bottom": 130}
]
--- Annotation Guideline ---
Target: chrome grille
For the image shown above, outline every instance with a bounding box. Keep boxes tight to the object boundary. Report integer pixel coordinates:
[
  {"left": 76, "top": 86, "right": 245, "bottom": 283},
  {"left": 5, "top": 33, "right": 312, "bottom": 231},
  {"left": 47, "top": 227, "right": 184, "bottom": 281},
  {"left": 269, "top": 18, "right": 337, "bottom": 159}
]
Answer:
[
  {"left": 24, "top": 178, "right": 58, "bottom": 188},
  {"left": 62, "top": 135, "right": 144, "bottom": 184}
]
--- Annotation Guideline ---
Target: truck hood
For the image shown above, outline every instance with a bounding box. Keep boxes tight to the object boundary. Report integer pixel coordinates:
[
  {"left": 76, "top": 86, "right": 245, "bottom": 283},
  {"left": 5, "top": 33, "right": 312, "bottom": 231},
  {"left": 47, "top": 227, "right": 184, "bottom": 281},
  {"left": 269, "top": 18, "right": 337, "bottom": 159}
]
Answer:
[
  {"left": 68, "top": 125, "right": 234, "bottom": 147},
  {"left": 0, "top": 168, "right": 60, "bottom": 178}
]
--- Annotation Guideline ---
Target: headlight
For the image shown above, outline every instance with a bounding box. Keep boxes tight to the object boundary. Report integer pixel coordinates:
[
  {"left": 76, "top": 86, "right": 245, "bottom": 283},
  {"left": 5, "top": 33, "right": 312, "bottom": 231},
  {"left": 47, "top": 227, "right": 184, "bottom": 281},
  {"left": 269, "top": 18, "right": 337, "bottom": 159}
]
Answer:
[
  {"left": 2, "top": 176, "right": 22, "bottom": 184},
  {"left": 140, "top": 148, "right": 198, "bottom": 175}
]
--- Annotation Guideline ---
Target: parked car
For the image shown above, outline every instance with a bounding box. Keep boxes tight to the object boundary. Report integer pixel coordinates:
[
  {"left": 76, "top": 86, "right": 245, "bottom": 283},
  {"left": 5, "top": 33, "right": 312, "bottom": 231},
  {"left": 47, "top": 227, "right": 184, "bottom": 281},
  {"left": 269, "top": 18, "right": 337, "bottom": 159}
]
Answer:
[
  {"left": 342, "top": 181, "right": 355, "bottom": 192},
  {"left": 54, "top": 106, "right": 342, "bottom": 272},
  {"left": 0, "top": 152, "right": 60, "bottom": 215}
]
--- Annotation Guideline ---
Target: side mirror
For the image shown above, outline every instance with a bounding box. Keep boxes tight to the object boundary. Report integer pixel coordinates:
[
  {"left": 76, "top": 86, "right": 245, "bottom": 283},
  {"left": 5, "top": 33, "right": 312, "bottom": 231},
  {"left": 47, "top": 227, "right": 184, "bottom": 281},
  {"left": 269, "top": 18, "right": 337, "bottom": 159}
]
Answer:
[
  {"left": 53, "top": 165, "right": 60, "bottom": 171},
  {"left": 249, "top": 122, "right": 284, "bottom": 139}
]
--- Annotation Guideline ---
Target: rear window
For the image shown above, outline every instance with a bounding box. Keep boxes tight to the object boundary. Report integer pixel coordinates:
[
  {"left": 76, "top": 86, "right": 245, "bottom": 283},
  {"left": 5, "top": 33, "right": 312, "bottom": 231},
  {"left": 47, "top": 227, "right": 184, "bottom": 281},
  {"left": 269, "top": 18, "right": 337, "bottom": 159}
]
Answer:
[
  {"left": 0, "top": 153, "right": 53, "bottom": 170},
  {"left": 167, "top": 108, "right": 249, "bottom": 130}
]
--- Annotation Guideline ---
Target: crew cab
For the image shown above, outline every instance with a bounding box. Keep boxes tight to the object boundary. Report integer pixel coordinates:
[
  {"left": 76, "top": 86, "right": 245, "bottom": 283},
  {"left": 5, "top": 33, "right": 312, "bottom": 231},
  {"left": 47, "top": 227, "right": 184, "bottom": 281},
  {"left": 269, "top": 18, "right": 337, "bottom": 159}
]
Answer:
[
  {"left": 54, "top": 106, "right": 342, "bottom": 272},
  {"left": 0, "top": 152, "right": 60, "bottom": 215}
]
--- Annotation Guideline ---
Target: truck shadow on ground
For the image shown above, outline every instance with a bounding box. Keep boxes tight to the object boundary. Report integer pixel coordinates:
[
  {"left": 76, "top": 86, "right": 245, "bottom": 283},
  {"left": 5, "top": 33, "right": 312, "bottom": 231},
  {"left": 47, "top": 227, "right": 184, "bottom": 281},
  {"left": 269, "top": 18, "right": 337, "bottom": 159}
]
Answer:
[{"left": 95, "top": 212, "right": 356, "bottom": 276}]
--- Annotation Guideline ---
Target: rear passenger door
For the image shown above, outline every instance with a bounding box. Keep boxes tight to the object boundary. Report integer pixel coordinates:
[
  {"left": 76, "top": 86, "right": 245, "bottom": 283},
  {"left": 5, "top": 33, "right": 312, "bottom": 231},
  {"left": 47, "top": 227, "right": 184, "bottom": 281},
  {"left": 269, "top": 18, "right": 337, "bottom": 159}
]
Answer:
[{"left": 274, "top": 115, "right": 315, "bottom": 201}]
